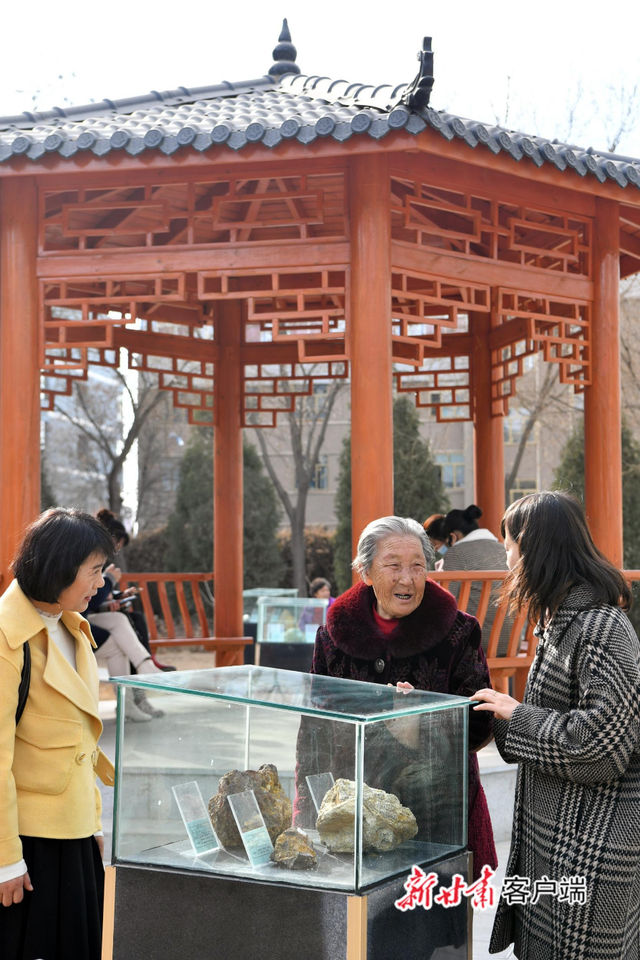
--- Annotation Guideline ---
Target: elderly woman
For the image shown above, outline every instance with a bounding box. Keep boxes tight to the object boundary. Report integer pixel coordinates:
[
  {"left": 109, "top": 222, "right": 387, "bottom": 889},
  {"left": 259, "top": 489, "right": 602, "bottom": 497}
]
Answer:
[{"left": 296, "top": 515, "right": 497, "bottom": 880}]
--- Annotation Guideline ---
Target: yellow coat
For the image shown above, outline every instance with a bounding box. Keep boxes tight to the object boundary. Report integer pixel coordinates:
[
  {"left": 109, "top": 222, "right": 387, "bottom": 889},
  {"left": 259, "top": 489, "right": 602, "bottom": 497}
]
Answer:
[{"left": 0, "top": 580, "right": 114, "bottom": 867}]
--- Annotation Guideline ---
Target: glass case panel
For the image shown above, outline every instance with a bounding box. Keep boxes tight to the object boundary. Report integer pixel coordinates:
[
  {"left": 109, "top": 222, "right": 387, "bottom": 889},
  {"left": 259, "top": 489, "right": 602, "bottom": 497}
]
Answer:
[
  {"left": 242, "top": 588, "right": 299, "bottom": 623},
  {"left": 112, "top": 667, "right": 469, "bottom": 893},
  {"left": 256, "top": 597, "right": 329, "bottom": 644}
]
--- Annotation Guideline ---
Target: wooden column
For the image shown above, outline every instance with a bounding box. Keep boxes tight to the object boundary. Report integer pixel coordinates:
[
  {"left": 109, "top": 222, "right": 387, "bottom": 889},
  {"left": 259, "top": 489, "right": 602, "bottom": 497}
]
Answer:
[
  {"left": 213, "top": 299, "right": 244, "bottom": 666},
  {"left": 349, "top": 154, "right": 394, "bottom": 561},
  {"left": 584, "top": 198, "right": 623, "bottom": 565},
  {"left": 0, "top": 179, "right": 41, "bottom": 587},
  {"left": 472, "top": 309, "right": 505, "bottom": 538}
]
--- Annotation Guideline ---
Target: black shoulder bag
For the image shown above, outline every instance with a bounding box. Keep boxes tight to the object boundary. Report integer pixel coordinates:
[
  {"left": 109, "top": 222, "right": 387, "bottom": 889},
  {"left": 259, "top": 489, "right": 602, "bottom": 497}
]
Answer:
[{"left": 15, "top": 641, "right": 31, "bottom": 725}]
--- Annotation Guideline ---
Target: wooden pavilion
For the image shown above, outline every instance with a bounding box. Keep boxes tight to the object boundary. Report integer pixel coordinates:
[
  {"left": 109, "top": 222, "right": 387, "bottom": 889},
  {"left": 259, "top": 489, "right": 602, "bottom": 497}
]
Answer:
[{"left": 1, "top": 24, "right": 640, "bottom": 664}]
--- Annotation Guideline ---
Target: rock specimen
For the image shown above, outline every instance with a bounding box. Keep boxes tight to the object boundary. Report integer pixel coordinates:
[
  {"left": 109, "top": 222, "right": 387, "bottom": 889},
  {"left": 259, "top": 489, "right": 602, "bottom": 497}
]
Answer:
[
  {"left": 316, "top": 779, "right": 418, "bottom": 854},
  {"left": 208, "top": 763, "right": 292, "bottom": 848},
  {"left": 270, "top": 827, "right": 317, "bottom": 870}
]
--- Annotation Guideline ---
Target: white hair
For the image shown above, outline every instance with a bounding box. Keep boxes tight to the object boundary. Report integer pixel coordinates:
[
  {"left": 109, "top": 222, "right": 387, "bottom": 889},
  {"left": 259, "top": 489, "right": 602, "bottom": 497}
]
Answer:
[{"left": 352, "top": 516, "right": 435, "bottom": 579}]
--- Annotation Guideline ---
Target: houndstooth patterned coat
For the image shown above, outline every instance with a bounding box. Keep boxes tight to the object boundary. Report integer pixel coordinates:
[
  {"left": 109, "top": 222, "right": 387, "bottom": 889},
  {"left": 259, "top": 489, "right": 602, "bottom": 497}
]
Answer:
[{"left": 490, "top": 585, "right": 640, "bottom": 960}]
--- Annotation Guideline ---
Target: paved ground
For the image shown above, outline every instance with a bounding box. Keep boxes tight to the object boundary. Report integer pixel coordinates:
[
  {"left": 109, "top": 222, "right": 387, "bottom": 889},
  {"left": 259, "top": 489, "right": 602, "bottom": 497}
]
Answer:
[{"left": 98, "top": 656, "right": 517, "bottom": 959}]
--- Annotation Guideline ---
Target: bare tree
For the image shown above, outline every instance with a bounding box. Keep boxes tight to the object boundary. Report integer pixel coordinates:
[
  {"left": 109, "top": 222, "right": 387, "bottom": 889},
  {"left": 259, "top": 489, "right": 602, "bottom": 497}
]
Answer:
[
  {"left": 504, "top": 358, "right": 573, "bottom": 504},
  {"left": 254, "top": 377, "right": 347, "bottom": 595},
  {"left": 56, "top": 369, "right": 165, "bottom": 513}
]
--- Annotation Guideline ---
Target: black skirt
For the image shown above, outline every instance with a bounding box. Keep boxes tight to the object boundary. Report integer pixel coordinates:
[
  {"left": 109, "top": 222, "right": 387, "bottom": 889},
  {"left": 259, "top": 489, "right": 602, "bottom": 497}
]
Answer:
[{"left": 0, "top": 835, "right": 104, "bottom": 960}]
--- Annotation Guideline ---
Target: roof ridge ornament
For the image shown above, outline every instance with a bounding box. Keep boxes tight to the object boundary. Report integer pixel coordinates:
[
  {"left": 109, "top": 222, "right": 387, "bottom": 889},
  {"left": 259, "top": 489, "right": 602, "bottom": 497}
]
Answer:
[
  {"left": 269, "top": 19, "right": 301, "bottom": 78},
  {"left": 400, "top": 37, "right": 434, "bottom": 110}
]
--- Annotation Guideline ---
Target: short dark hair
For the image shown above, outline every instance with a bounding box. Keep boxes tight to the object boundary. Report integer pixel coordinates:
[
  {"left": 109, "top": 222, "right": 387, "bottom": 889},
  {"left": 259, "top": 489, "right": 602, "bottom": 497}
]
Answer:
[
  {"left": 13, "top": 508, "right": 115, "bottom": 604},
  {"left": 444, "top": 504, "right": 483, "bottom": 538},
  {"left": 309, "top": 577, "right": 331, "bottom": 597},
  {"left": 501, "top": 491, "right": 631, "bottom": 626}
]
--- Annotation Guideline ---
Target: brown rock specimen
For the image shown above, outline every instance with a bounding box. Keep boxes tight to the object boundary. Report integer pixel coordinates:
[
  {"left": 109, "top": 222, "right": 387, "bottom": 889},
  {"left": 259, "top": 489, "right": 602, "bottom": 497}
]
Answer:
[
  {"left": 207, "top": 763, "right": 292, "bottom": 848},
  {"left": 270, "top": 827, "right": 318, "bottom": 870},
  {"left": 316, "top": 778, "right": 418, "bottom": 854}
]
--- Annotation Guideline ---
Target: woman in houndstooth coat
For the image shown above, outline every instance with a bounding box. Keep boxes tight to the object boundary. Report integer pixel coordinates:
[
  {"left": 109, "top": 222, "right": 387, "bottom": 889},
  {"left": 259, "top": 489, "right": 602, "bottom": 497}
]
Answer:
[{"left": 474, "top": 491, "right": 640, "bottom": 960}]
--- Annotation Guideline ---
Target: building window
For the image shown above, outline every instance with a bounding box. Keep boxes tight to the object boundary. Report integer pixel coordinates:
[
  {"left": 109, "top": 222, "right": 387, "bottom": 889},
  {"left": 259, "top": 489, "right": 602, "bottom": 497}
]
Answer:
[
  {"left": 504, "top": 410, "right": 534, "bottom": 445},
  {"left": 309, "top": 454, "right": 329, "bottom": 490},
  {"left": 509, "top": 478, "right": 537, "bottom": 504},
  {"left": 435, "top": 452, "right": 465, "bottom": 490}
]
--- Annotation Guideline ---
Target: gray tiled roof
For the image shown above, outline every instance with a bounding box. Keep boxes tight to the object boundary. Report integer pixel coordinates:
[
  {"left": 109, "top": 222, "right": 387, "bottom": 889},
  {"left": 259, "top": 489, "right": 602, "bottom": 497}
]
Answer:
[{"left": 1, "top": 71, "right": 639, "bottom": 191}]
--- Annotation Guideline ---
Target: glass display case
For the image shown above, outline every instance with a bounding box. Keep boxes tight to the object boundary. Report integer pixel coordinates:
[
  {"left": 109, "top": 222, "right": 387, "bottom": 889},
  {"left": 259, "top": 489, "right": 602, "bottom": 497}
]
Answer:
[
  {"left": 242, "top": 588, "right": 299, "bottom": 624},
  {"left": 112, "top": 666, "right": 469, "bottom": 894},
  {"left": 256, "top": 596, "right": 329, "bottom": 643}
]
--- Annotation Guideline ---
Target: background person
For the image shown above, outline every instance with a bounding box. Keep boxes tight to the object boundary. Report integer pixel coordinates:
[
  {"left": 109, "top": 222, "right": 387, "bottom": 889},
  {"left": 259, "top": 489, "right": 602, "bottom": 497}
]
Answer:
[
  {"left": 0, "top": 509, "right": 116, "bottom": 960},
  {"left": 298, "top": 577, "right": 335, "bottom": 632},
  {"left": 473, "top": 492, "right": 640, "bottom": 960},
  {"left": 95, "top": 509, "right": 174, "bottom": 672},
  {"left": 296, "top": 515, "right": 497, "bottom": 881},
  {"left": 441, "top": 504, "right": 512, "bottom": 656}
]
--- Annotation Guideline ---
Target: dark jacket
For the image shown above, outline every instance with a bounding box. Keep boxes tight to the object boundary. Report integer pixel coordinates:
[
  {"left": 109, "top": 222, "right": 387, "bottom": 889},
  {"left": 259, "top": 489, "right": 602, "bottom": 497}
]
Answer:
[
  {"left": 295, "top": 579, "right": 497, "bottom": 880},
  {"left": 490, "top": 586, "right": 640, "bottom": 960}
]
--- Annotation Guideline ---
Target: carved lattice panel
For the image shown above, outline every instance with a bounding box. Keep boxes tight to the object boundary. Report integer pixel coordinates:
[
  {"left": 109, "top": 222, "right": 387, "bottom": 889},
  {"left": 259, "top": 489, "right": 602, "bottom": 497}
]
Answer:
[
  {"left": 394, "top": 355, "right": 472, "bottom": 422},
  {"left": 199, "top": 268, "right": 348, "bottom": 361},
  {"left": 391, "top": 176, "right": 592, "bottom": 277},
  {"left": 392, "top": 269, "right": 488, "bottom": 364},
  {"left": 490, "top": 288, "right": 591, "bottom": 415},
  {"left": 128, "top": 351, "right": 215, "bottom": 426},
  {"left": 40, "top": 348, "right": 118, "bottom": 411},
  {"left": 41, "top": 173, "right": 347, "bottom": 252},
  {"left": 244, "top": 361, "right": 348, "bottom": 427}
]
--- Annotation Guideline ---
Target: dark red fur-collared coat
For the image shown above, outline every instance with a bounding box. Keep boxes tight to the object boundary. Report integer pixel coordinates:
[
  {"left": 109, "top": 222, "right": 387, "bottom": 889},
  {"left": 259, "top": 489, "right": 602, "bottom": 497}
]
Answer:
[{"left": 295, "top": 579, "right": 497, "bottom": 880}]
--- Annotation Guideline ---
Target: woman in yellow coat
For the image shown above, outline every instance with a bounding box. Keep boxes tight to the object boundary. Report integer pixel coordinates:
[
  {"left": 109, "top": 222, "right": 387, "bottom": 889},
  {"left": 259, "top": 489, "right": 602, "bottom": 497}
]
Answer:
[{"left": 0, "top": 509, "right": 117, "bottom": 960}]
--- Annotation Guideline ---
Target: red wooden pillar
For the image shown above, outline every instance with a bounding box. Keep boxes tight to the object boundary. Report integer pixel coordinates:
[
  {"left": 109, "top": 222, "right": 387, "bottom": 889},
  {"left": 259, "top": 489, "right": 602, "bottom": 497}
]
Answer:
[
  {"left": 213, "top": 299, "right": 244, "bottom": 665},
  {"left": 0, "top": 179, "right": 41, "bottom": 587},
  {"left": 472, "top": 308, "right": 505, "bottom": 538},
  {"left": 349, "top": 154, "right": 394, "bottom": 564},
  {"left": 584, "top": 198, "right": 623, "bottom": 566}
]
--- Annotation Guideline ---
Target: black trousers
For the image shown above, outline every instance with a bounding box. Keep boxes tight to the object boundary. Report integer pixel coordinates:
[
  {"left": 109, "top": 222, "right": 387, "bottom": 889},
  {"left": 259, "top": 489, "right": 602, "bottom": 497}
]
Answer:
[{"left": 0, "top": 835, "right": 104, "bottom": 960}]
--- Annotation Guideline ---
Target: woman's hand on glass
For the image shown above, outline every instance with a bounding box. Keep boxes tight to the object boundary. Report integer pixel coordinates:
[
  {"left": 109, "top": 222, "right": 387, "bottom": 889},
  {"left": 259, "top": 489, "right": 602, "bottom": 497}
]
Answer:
[
  {"left": 390, "top": 681, "right": 414, "bottom": 695},
  {"left": 0, "top": 871, "right": 33, "bottom": 907},
  {"left": 472, "top": 688, "right": 520, "bottom": 721}
]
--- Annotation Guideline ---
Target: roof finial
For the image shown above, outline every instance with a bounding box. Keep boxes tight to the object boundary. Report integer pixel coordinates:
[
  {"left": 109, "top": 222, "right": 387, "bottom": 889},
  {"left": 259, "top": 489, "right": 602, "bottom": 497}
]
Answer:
[
  {"left": 269, "top": 18, "right": 300, "bottom": 77},
  {"left": 401, "top": 37, "right": 435, "bottom": 110}
]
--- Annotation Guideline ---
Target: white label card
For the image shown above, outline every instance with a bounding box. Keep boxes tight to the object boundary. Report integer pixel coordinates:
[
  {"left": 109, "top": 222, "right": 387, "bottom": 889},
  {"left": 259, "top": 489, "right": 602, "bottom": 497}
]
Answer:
[
  {"left": 227, "top": 789, "right": 274, "bottom": 867},
  {"left": 172, "top": 781, "right": 220, "bottom": 857}
]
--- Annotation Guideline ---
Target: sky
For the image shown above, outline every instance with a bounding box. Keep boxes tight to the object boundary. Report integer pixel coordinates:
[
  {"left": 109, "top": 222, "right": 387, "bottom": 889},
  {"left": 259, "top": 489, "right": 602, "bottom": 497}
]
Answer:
[{"left": 2, "top": 0, "right": 640, "bottom": 156}]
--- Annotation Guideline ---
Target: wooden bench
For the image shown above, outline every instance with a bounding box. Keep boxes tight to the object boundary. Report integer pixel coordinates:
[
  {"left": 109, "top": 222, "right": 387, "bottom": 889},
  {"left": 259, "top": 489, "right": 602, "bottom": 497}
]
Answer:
[
  {"left": 118, "top": 572, "right": 251, "bottom": 667},
  {"left": 430, "top": 571, "right": 535, "bottom": 698},
  {"left": 118, "top": 570, "right": 640, "bottom": 683}
]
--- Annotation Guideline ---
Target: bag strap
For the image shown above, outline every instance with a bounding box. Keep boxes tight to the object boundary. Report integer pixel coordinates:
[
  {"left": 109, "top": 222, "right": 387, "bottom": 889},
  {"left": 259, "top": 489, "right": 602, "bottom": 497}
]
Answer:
[{"left": 15, "top": 641, "right": 31, "bottom": 726}]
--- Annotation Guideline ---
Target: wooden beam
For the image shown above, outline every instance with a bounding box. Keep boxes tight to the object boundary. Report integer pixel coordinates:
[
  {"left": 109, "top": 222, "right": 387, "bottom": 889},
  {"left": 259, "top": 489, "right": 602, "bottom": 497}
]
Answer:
[
  {"left": 0, "top": 178, "right": 41, "bottom": 589},
  {"left": 620, "top": 229, "right": 640, "bottom": 260},
  {"left": 621, "top": 206, "right": 640, "bottom": 229},
  {"left": 489, "top": 317, "right": 531, "bottom": 352},
  {"left": 213, "top": 299, "right": 244, "bottom": 667},
  {"left": 114, "top": 327, "right": 217, "bottom": 361},
  {"left": 349, "top": 154, "right": 394, "bottom": 563},
  {"left": 472, "top": 305, "right": 505, "bottom": 538},
  {"left": 621, "top": 255, "right": 640, "bottom": 279},
  {"left": 392, "top": 241, "right": 594, "bottom": 301},
  {"left": 37, "top": 240, "right": 351, "bottom": 278},
  {"left": 584, "top": 198, "right": 622, "bottom": 566}
]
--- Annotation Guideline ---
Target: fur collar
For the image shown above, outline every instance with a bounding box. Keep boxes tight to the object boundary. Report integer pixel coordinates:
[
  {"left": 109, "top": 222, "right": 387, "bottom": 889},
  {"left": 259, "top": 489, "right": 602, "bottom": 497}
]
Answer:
[{"left": 326, "top": 579, "right": 461, "bottom": 660}]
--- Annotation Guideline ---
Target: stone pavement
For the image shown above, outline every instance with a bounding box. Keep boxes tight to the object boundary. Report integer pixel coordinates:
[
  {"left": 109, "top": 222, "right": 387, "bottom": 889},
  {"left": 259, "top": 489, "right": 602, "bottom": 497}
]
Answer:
[{"left": 97, "top": 699, "right": 517, "bottom": 959}]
